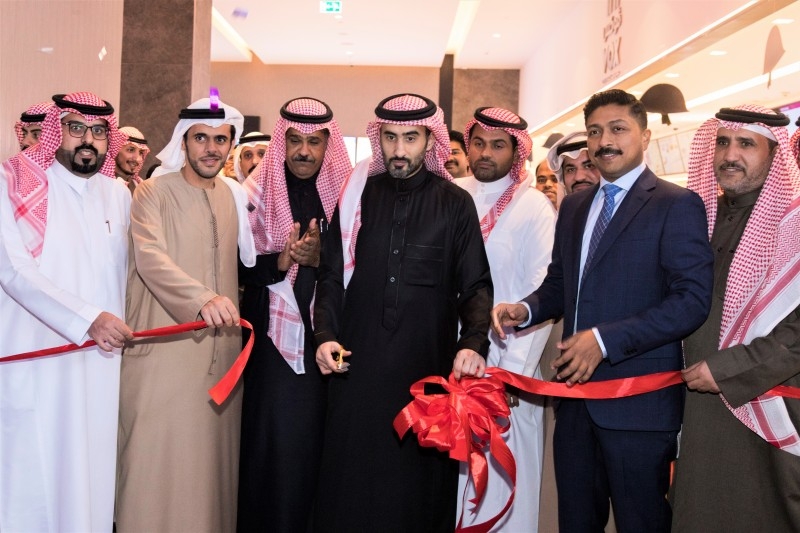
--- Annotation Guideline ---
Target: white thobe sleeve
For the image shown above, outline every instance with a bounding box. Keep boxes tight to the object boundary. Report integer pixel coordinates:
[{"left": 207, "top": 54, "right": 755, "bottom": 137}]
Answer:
[
  {"left": 0, "top": 181, "right": 100, "bottom": 345},
  {"left": 496, "top": 199, "right": 556, "bottom": 376}
]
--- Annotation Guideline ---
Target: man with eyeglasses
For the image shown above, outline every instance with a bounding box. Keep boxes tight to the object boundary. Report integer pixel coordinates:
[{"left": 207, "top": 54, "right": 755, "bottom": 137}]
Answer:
[{"left": 0, "top": 92, "right": 132, "bottom": 532}]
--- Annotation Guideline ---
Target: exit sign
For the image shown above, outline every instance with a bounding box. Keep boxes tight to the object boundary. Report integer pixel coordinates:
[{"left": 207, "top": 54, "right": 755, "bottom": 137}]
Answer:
[{"left": 320, "top": 1, "right": 342, "bottom": 13}]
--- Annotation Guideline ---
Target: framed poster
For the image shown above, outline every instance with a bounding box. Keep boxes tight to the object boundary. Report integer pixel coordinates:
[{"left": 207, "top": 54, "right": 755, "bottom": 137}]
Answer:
[
  {"left": 677, "top": 130, "right": 695, "bottom": 170},
  {"left": 646, "top": 142, "right": 665, "bottom": 175},
  {"left": 658, "top": 135, "right": 685, "bottom": 175}
]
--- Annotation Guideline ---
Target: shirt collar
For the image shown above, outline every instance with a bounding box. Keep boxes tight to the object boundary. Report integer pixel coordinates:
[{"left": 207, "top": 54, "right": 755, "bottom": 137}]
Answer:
[
  {"left": 598, "top": 161, "right": 646, "bottom": 193},
  {"left": 459, "top": 172, "right": 513, "bottom": 195},
  {"left": 51, "top": 160, "right": 95, "bottom": 195}
]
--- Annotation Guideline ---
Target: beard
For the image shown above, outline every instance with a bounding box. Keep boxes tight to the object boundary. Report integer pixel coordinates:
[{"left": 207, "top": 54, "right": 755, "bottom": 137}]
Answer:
[
  {"left": 385, "top": 153, "right": 425, "bottom": 180},
  {"left": 187, "top": 153, "right": 224, "bottom": 179},
  {"left": 57, "top": 144, "right": 105, "bottom": 176}
]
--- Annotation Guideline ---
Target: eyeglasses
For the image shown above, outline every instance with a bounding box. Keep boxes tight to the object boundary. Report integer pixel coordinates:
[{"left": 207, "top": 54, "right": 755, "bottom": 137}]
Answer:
[{"left": 61, "top": 121, "right": 109, "bottom": 140}]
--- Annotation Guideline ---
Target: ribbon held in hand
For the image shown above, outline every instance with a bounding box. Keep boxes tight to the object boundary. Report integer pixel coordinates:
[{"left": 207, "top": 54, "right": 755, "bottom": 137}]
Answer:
[
  {"left": 394, "top": 368, "right": 685, "bottom": 533},
  {"left": 395, "top": 366, "right": 800, "bottom": 532},
  {"left": 0, "top": 320, "right": 254, "bottom": 405}
]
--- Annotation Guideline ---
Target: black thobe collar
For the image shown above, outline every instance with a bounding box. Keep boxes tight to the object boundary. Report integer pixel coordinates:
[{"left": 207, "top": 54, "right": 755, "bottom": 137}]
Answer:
[
  {"left": 720, "top": 186, "right": 762, "bottom": 209},
  {"left": 284, "top": 162, "right": 320, "bottom": 190},
  {"left": 391, "top": 166, "right": 430, "bottom": 193}
]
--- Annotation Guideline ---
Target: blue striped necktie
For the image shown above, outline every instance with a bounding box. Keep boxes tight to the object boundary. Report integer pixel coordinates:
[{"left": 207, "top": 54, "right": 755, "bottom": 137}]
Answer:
[{"left": 583, "top": 183, "right": 622, "bottom": 276}]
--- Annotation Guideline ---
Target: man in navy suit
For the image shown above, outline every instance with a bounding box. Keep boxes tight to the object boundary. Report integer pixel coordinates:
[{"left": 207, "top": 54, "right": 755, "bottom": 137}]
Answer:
[{"left": 492, "top": 89, "right": 713, "bottom": 533}]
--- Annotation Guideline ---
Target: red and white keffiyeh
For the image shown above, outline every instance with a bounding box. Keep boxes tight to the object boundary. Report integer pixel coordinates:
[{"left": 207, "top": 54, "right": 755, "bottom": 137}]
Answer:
[
  {"left": 14, "top": 101, "right": 51, "bottom": 148},
  {"left": 118, "top": 126, "right": 150, "bottom": 185},
  {"left": 464, "top": 107, "right": 532, "bottom": 241},
  {"left": 790, "top": 128, "right": 800, "bottom": 169},
  {"left": 687, "top": 104, "right": 800, "bottom": 455},
  {"left": 3, "top": 92, "right": 123, "bottom": 259},
  {"left": 340, "top": 94, "right": 450, "bottom": 288},
  {"left": 246, "top": 97, "right": 351, "bottom": 373}
]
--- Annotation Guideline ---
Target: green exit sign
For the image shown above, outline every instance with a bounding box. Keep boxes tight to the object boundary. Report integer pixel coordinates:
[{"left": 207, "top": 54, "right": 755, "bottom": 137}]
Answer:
[{"left": 320, "top": 1, "right": 342, "bottom": 13}]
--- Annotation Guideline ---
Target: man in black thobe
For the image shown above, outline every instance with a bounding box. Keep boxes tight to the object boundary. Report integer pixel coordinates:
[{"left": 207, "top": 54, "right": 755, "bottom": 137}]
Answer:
[
  {"left": 238, "top": 98, "right": 352, "bottom": 532},
  {"left": 313, "top": 94, "right": 493, "bottom": 532},
  {"left": 671, "top": 106, "right": 800, "bottom": 532}
]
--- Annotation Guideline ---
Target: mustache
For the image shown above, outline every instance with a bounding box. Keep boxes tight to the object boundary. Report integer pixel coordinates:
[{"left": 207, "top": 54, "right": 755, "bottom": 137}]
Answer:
[
  {"left": 594, "top": 147, "right": 622, "bottom": 157},
  {"left": 719, "top": 162, "right": 745, "bottom": 172},
  {"left": 389, "top": 157, "right": 411, "bottom": 165},
  {"left": 292, "top": 155, "right": 314, "bottom": 163},
  {"left": 75, "top": 143, "right": 99, "bottom": 157}
]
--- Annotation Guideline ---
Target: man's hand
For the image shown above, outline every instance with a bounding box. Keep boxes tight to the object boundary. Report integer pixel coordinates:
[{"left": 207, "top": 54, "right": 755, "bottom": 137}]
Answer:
[
  {"left": 316, "top": 341, "right": 351, "bottom": 375},
  {"left": 552, "top": 330, "right": 604, "bottom": 386},
  {"left": 453, "top": 349, "right": 486, "bottom": 380},
  {"left": 277, "top": 222, "right": 301, "bottom": 272},
  {"left": 290, "top": 218, "right": 321, "bottom": 268},
  {"left": 199, "top": 295, "right": 239, "bottom": 328},
  {"left": 88, "top": 311, "right": 133, "bottom": 352},
  {"left": 491, "top": 303, "right": 530, "bottom": 340},
  {"left": 682, "top": 361, "right": 720, "bottom": 393}
]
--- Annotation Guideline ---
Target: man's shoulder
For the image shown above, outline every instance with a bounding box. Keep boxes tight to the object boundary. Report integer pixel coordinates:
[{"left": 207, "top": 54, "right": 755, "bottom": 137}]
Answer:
[
  {"left": 431, "top": 174, "right": 473, "bottom": 202},
  {"left": 559, "top": 185, "right": 595, "bottom": 213}
]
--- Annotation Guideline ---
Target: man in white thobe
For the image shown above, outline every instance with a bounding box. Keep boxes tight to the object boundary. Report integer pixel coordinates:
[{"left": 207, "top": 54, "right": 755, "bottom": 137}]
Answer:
[
  {"left": 0, "top": 92, "right": 131, "bottom": 532},
  {"left": 455, "top": 107, "right": 555, "bottom": 532}
]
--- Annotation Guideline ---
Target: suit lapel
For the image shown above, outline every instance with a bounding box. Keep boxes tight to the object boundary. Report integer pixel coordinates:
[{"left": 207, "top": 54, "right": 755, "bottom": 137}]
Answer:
[{"left": 584, "top": 168, "right": 656, "bottom": 277}]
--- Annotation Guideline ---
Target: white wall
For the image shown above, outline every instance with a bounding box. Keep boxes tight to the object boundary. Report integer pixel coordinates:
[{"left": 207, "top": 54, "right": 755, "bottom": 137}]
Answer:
[{"left": 0, "top": 1, "right": 124, "bottom": 160}]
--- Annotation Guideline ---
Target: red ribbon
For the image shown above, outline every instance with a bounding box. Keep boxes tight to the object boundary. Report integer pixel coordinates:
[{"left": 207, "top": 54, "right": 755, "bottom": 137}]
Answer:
[
  {"left": 0, "top": 319, "right": 254, "bottom": 405},
  {"left": 394, "top": 367, "right": 800, "bottom": 533}
]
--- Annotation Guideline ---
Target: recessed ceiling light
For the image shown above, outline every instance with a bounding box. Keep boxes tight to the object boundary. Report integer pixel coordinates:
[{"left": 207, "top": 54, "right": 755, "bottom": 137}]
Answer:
[
  {"left": 39, "top": 47, "right": 54, "bottom": 53},
  {"left": 772, "top": 18, "right": 794, "bottom": 24},
  {"left": 709, "top": 50, "right": 727, "bottom": 56},
  {"left": 665, "top": 72, "right": 680, "bottom": 78},
  {"left": 492, "top": 33, "right": 501, "bottom": 38},
  {"left": 345, "top": 51, "right": 353, "bottom": 56}
]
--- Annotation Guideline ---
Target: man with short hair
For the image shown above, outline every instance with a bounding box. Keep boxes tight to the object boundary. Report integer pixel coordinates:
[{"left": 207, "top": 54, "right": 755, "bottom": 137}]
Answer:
[
  {"left": 117, "top": 98, "right": 256, "bottom": 532},
  {"left": 14, "top": 101, "right": 50, "bottom": 151},
  {"left": 233, "top": 131, "right": 271, "bottom": 183},
  {"left": 547, "top": 131, "right": 602, "bottom": 195},
  {"left": 313, "top": 93, "right": 493, "bottom": 532},
  {"left": 455, "top": 107, "right": 555, "bottom": 531},
  {"left": 0, "top": 92, "right": 131, "bottom": 532},
  {"left": 115, "top": 126, "right": 149, "bottom": 193},
  {"left": 671, "top": 106, "right": 800, "bottom": 532},
  {"left": 237, "top": 98, "right": 351, "bottom": 532},
  {"left": 535, "top": 159, "right": 559, "bottom": 207},
  {"left": 492, "top": 89, "right": 713, "bottom": 532},
  {"left": 445, "top": 129, "right": 470, "bottom": 178}
]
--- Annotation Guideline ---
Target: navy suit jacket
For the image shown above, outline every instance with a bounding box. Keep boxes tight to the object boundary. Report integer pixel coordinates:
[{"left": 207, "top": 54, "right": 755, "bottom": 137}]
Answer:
[{"left": 523, "top": 167, "right": 713, "bottom": 431}]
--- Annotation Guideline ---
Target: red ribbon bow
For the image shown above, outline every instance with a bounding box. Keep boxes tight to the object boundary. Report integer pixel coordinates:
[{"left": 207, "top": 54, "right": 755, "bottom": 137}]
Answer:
[
  {"left": 393, "top": 372, "right": 517, "bottom": 533},
  {"left": 394, "top": 368, "right": 686, "bottom": 532},
  {"left": 395, "top": 367, "right": 800, "bottom": 532}
]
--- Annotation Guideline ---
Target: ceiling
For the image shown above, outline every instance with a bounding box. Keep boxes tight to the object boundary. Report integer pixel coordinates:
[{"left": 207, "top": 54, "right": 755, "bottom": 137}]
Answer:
[
  {"left": 532, "top": 0, "right": 800, "bottom": 147},
  {"left": 210, "top": 0, "right": 575, "bottom": 68},
  {"left": 211, "top": 0, "right": 800, "bottom": 146}
]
